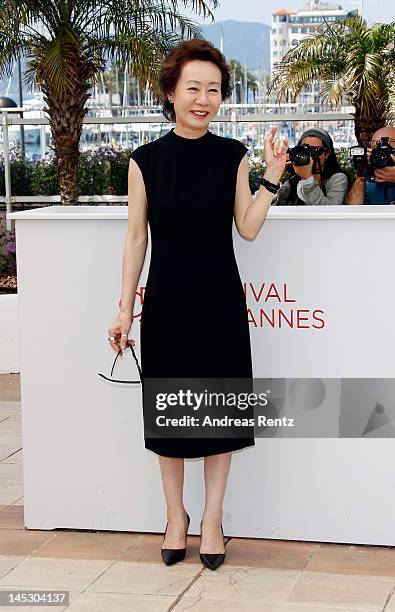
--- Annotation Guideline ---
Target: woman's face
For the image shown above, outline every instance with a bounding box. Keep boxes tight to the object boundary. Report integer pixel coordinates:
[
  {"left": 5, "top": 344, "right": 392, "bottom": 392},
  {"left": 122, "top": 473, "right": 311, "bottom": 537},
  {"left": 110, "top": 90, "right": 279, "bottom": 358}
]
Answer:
[
  {"left": 301, "top": 136, "right": 330, "bottom": 169},
  {"left": 168, "top": 59, "right": 222, "bottom": 134}
]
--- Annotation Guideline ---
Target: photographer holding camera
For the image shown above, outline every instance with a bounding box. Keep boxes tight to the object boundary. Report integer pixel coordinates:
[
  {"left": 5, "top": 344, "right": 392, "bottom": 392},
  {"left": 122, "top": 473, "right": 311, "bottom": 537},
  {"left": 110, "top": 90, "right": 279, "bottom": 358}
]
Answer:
[
  {"left": 271, "top": 128, "right": 349, "bottom": 206},
  {"left": 346, "top": 126, "right": 395, "bottom": 205}
]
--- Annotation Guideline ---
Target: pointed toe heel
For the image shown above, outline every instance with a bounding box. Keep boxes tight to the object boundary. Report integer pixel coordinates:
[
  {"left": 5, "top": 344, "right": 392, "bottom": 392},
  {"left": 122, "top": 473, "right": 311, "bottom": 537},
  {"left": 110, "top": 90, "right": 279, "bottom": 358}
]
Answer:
[
  {"left": 161, "top": 547, "right": 187, "bottom": 566},
  {"left": 199, "top": 521, "right": 226, "bottom": 571},
  {"left": 161, "top": 512, "right": 190, "bottom": 566},
  {"left": 199, "top": 550, "right": 226, "bottom": 571}
]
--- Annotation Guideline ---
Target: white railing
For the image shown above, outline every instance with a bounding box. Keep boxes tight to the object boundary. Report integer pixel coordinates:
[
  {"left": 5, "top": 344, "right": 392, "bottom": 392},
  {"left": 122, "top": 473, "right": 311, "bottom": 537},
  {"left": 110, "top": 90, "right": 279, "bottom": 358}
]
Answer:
[{"left": 1, "top": 109, "right": 354, "bottom": 230}]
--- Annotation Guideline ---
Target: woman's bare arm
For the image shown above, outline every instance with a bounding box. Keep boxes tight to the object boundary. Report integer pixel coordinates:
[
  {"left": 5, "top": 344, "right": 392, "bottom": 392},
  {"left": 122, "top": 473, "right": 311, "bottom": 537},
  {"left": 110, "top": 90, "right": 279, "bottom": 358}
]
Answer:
[
  {"left": 233, "top": 128, "right": 288, "bottom": 240},
  {"left": 118, "top": 158, "right": 148, "bottom": 313},
  {"left": 233, "top": 154, "right": 275, "bottom": 240}
]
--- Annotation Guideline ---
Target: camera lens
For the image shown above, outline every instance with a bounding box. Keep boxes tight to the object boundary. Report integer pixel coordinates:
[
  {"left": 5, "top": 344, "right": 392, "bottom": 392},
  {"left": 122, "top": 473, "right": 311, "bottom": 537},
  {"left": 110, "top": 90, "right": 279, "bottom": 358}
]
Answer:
[
  {"left": 371, "top": 137, "right": 394, "bottom": 169},
  {"left": 289, "top": 145, "right": 311, "bottom": 166},
  {"left": 372, "top": 149, "right": 390, "bottom": 168}
]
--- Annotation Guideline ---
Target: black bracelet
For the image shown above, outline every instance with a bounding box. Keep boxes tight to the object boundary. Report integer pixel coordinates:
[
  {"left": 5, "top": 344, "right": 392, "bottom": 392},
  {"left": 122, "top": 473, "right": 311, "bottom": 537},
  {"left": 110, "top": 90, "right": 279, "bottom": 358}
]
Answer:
[{"left": 258, "top": 175, "right": 281, "bottom": 194}]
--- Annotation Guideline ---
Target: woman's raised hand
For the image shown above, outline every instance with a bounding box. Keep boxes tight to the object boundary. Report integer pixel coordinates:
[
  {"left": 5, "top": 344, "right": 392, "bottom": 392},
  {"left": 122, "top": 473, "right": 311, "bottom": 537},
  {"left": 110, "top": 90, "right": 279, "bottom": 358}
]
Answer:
[{"left": 264, "top": 127, "right": 289, "bottom": 183}]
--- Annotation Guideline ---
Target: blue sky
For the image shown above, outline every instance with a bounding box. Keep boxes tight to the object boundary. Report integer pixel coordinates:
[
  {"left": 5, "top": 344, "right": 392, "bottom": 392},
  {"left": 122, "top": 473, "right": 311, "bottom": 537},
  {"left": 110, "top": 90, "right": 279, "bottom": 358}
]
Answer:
[{"left": 185, "top": 0, "right": 394, "bottom": 26}]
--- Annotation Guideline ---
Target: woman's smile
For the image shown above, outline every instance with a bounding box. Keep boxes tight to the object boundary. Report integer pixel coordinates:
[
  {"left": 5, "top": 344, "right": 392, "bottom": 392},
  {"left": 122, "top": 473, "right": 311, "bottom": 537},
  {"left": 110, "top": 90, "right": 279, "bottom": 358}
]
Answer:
[{"left": 190, "top": 110, "right": 209, "bottom": 119}]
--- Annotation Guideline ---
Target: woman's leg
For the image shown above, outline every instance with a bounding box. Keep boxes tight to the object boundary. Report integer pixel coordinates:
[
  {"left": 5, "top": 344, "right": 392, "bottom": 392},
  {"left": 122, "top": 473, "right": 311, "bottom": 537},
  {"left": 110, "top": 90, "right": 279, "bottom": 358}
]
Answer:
[
  {"left": 200, "top": 452, "right": 232, "bottom": 553},
  {"left": 158, "top": 455, "right": 189, "bottom": 548}
]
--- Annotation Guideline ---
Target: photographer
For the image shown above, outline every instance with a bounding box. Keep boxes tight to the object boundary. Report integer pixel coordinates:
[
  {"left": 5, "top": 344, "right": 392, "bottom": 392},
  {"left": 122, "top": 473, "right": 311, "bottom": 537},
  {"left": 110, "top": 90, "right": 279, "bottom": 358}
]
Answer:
[
  {"left": 272, "top": 128, "right": 349, "bottom": 206},
  {"left": 346, "top": 126, "right": 395, "bottom": 205}
]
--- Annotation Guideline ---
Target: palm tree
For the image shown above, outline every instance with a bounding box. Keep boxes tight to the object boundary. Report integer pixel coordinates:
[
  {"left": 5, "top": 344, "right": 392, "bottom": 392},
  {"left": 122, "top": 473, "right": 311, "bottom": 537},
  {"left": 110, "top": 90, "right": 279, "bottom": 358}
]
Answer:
[
  {"left": 0, "top": 0, "right": 218, "bottom": 204},
  {"left": 228, "top": 59, "right": 258, "bottom": 104},
  {"left": 269, "top": 16, "right": 395, "bottom": 146}
]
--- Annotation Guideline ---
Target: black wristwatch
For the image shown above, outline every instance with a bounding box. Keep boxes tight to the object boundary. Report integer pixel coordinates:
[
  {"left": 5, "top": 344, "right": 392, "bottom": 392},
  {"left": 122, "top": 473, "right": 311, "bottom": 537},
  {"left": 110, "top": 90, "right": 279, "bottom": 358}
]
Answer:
[{"left": 258, "top": 175, "right": 281, "bottom": 194}]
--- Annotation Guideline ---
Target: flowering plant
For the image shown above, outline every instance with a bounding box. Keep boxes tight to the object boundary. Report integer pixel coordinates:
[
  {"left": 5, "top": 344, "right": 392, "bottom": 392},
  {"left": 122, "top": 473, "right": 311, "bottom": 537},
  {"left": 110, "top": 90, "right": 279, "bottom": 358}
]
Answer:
[{"left": 0, "top": 212, "right": 16, "bottom": 276}]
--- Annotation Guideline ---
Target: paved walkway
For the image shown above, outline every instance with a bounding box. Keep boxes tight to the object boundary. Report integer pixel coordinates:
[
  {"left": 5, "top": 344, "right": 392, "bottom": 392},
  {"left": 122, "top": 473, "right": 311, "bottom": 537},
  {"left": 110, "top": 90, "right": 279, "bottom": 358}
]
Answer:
[{"left": 0, "top": 373, "right": 394, "bottom": 611}]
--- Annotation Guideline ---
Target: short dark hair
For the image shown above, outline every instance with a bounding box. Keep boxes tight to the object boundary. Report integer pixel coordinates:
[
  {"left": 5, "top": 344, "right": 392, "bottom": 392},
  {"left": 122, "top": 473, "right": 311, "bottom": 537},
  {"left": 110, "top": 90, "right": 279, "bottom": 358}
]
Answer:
[{"left": 159, "top": 38, "right": 232, "bottom": 123}]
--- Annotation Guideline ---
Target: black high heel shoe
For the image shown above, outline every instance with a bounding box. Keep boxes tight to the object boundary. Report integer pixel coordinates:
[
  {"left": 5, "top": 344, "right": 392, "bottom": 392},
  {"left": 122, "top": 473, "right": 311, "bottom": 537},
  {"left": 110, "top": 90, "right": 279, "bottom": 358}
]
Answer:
[
  {"left": 161, "top": 511, "right": 190, "bottom": 566},
  {"left": 199, "top": 519, "right": 226, "bottom": 571}
]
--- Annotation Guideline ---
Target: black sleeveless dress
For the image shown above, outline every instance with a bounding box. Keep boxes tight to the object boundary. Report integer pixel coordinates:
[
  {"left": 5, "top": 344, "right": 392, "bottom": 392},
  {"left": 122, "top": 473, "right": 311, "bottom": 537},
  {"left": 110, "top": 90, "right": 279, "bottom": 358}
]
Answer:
[{"left": 130, "top": 127, "right": 255, "bottom": 458}]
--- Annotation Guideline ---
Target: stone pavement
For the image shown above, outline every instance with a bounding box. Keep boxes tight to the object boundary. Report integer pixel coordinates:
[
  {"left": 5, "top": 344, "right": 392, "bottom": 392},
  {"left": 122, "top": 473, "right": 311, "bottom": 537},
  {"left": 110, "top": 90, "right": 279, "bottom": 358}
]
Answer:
[{"left": 0, "top": 373, "right": 394, "bottom": 611}]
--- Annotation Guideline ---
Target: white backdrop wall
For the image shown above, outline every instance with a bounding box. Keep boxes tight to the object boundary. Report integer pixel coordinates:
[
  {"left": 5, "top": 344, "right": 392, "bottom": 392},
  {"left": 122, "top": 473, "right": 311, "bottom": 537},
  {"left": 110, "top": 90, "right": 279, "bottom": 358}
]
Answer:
[{"left": 7, "top": 205, "right": 395, "bottom": 545}]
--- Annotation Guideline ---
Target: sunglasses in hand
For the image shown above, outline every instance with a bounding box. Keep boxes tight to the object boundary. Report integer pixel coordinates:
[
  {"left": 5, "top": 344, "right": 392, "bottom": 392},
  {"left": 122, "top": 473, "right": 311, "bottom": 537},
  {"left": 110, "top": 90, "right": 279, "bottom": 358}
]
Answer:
[{"left": 98, "top": 342, "right": 143, "bottom": 384}]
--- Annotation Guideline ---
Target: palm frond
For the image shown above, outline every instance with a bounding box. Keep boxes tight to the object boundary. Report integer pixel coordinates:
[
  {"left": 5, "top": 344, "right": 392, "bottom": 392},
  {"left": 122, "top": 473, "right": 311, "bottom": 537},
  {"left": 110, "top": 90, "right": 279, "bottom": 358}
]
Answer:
[
  {"left": 269, "top": 21, "right": 345, "bottom": 100},
  {"left": 91, "top": 30, "right": 177, "bottom": 93},
  {"left": 341, "top": 14, "right": 368, "bottom": 38},
  {"left": 270, "top": 14, "right": 395, "bottom": 124},
  {"left": 387, "top": 84, "right": 395, "bottom": 124},
  {"left": 271, "top": 59, "right": 325, "bottom": 102},
  {"left": 24, "top": 26, "right": 88, "bottom": 96},
  {"left": 0, "top": 8, "right": 28, "bottom": 77},
  {"left": 94, "top": 0, "right": 204, "bottom": 45},
  {"left": 319, "top": 76, "right": 347, "bottom": 107},
  {"left": 165, "top": 0, "right": 218, "bottom": 21},
  {"left": 1, "top": 0, "right": 216, "bottom": 91}
]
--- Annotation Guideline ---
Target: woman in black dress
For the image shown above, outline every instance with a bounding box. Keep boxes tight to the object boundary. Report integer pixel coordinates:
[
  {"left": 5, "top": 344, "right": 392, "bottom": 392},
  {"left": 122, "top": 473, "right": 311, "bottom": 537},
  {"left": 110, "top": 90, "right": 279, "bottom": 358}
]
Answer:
[{"left": 108, "top": 39, "right": 288, "bottom": 570}]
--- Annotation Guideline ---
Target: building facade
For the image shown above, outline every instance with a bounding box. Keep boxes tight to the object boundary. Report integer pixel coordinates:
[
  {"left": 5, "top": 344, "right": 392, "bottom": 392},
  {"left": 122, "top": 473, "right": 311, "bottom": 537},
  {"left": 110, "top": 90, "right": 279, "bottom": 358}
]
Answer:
[{"left": 270, "top": 1, "right": 358, "bottom": 74}]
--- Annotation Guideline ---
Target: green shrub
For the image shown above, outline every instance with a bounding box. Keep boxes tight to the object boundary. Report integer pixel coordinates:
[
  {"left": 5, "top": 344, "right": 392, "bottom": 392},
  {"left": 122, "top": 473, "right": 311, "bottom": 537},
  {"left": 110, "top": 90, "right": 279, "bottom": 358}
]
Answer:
[
  {"left": 0, "top": 148, "right": 34, "bottom": 196},
  {"left": 30, "top": 159, "right": 59, "bottom": 195},
  {"left": 0, "top": 144, "right": 354, "bottom": 198}
]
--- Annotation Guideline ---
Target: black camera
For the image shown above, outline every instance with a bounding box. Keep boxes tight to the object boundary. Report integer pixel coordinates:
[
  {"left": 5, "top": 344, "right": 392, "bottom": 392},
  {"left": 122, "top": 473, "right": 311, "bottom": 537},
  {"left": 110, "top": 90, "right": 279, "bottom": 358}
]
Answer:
[
  {"left": 371, "top": 137, "right": 395, "bottom": 169},
  {"left": 349, "top": 146, "right": 367, "bottom": 177},
  {"left": 287, "top": 143, "right": 327, "bottom": 167},
  {"left": 350, "top": 137, "right": 395, "bottom": 178}
]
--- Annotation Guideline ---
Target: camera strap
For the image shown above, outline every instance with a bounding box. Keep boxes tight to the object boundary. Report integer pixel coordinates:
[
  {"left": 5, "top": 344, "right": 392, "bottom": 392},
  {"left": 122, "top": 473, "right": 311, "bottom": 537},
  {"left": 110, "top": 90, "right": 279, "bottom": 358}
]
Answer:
[{"left": 316, "top": 155, "right": 327, "bottom": 197}]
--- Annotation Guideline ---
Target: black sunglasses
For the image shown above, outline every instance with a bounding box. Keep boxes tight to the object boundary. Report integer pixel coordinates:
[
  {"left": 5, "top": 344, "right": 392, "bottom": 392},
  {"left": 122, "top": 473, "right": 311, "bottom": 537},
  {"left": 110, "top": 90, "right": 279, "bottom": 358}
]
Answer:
[{"left": 98, "top": 342, "right": 143, "bottom": 384}]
